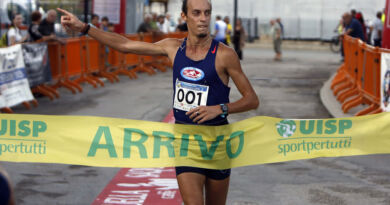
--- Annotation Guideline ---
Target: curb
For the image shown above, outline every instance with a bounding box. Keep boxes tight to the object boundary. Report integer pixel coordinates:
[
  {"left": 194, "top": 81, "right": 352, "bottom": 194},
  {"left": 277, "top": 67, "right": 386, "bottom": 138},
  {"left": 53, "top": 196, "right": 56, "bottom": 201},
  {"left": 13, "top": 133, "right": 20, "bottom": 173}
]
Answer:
[
  {"left": 320, "top": 73, "right": 354, "bottom": 118},
  {"left": 320, "top": 73, "right": 368, "bottom": 118}
]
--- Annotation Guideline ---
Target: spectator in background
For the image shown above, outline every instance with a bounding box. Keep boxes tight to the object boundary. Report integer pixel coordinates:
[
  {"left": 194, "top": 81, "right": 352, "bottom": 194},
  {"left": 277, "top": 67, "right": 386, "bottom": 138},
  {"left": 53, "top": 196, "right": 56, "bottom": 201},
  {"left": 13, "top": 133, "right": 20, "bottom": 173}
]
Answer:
[
  {"left": 176, "top": 18, "right": 188, "bottom": 32},
  {"left": 340, "top": 12, "right": 365, "bottom": 61},
  {"left": 137, "top": 15, "right": 152, "bottom": 33},
  {"left": 355, "top": 12, "right": 367, "bottom": 42},
  {"left": 224, "top": 16, "right": 232, "bottom": 46},
  {"left": 91, "top": 14, "right": 100, "bottom": 28},
  {"left": 101, "top": 16, "right": 109, "bottom": 31},
  {"left": 8, "top": 14, "right": 28, "bottom": 46},
  {"left": 214, "top": 15, "right": 227, "bottom": 44},
  {"left": 372, "top": 12, "right": 383, "bottom": 47},
  {"left": 351, "top": 9, "right": 357, "bottom": 18},
  {"left": 233, "top": 18, "right": 246, "bottom": 60},
  {"left": 165, "top": 14, "right": 176, "bottom": 32},
  {"left": 270, "top": 19, "right": 282, "bottom": 61},
  {"left": 276, "top": 18, "right": 284, "bottom": 38},
  {"left": 367, "top": 19, "right": 373, "bottom": 45},
  {"left": 29, "top": 11, "right": 46, "bottom": 42},
  {"left": 382, "top": 8, "right": 386, "bottom": 24},
  {"left": 343, "top": 12, "right": 365, "bottom": 41},
  {"left": 38, "top": 9, "right": 57, "bottom": 36},
  {"left": 336, "top": 19, "right": 344, "bottom": 35},
  {"left": 108, "top": 23, "right": 115, "bottom": 33},
  {"left": 28, "top": 11, "right": 63, "bottom": 43},
  {"left": 157, "top": 15, "right": 169, "bottom": 33},
  {"left": 150, "top": 13, "right": 159, "bottom": 31}
]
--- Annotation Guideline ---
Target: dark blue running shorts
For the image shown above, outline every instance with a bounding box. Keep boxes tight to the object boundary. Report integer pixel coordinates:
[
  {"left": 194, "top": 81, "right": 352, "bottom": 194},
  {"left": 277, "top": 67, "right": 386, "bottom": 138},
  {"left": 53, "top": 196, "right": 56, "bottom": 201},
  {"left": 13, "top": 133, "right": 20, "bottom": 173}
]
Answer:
[
  {"left": 175, "top": 120, "right": 231, "bottom": 180},
  {"left": 175, "top": 166, "right": 231, "bottom": 180}
]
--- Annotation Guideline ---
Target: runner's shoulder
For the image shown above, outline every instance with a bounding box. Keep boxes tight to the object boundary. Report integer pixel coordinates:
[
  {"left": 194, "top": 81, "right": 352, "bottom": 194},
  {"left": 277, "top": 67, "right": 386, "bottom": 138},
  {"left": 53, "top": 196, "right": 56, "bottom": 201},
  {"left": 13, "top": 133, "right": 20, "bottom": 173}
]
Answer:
[
  {"left": 156, "top": 38, "right": 183, "bottom": 49},
  {"left": 216, "top": 42, "right": 239, "bottom": 64}
]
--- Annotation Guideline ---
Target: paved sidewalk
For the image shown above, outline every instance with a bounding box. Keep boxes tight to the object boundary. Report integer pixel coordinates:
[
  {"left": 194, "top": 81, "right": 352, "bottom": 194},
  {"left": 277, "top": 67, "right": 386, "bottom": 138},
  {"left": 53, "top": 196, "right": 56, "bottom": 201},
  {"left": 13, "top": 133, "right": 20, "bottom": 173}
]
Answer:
[{"left": 246, "top": 38, "right": 332, "bottom": 51}]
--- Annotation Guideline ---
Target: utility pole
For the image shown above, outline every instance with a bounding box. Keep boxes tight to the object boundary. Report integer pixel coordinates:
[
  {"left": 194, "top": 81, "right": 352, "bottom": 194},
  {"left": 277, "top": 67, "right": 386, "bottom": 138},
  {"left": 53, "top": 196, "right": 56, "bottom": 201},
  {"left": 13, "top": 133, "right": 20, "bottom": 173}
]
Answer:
[
  {"left": 84, "top": 0, "right": 89, "bottom": 23},
  {"left": 233, "top": 0, "right": 237, "bottom": 30}
]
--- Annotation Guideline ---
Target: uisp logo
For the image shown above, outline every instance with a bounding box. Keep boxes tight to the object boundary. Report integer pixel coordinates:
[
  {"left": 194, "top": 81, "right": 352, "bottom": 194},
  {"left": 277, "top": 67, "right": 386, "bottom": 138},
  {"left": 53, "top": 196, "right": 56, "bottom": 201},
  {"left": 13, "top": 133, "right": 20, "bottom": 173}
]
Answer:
[{"left": 276, "top": 120, "right": 296, "bottom": 138}]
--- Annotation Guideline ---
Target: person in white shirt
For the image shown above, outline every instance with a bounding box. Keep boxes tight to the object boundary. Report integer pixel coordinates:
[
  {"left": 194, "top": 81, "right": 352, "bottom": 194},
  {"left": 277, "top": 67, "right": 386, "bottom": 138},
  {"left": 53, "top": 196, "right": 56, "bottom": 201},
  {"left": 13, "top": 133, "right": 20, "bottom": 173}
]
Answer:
[
  {"left": 214, "top": 15, "right": 227, "bottom": 44},
  {"left": 165, "top": 14, "right": 176, "bottom": 32},
  {"left": 8, "top": 14, "right": 28, "bottom": 46},
  {"left": 157, "top": 15, "right": 170, "bottom": 33},
  {"left": 372, "top": 11, "right": 384, "bottom": 47}
]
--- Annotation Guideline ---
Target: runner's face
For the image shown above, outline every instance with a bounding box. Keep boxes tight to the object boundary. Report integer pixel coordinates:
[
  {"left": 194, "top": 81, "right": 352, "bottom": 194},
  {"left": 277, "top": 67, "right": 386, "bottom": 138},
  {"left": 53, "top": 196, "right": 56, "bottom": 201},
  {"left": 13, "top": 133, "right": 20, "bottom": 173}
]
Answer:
[{"left": 183, "top": 0, "right": 211, "bottom": 38}]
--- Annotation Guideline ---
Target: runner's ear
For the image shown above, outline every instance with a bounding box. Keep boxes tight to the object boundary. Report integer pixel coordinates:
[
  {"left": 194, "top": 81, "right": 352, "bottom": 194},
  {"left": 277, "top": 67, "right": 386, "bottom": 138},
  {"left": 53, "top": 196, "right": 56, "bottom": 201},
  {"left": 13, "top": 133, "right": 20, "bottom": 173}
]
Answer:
[{"left": 181, "top": 13, "right": 187, "bottom": 22}]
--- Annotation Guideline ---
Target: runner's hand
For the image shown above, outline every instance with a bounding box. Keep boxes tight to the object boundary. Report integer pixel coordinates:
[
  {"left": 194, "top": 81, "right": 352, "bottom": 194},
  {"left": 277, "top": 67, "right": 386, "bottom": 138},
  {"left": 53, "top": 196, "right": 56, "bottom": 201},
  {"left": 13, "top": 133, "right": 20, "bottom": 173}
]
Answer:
[
  {"left": 57, "top": 8, "right": 85, "bottom": 33},
  {"left": 187, "top": 105, "right": 223, "bottom": 124}
]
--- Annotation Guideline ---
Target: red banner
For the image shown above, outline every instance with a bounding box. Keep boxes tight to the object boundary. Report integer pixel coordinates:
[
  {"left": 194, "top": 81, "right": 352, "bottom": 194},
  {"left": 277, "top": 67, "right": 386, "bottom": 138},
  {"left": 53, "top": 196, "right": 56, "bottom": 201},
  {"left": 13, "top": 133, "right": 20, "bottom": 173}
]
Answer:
[{"left": 382, "top": 0, "right": 390, "bottom": 48}]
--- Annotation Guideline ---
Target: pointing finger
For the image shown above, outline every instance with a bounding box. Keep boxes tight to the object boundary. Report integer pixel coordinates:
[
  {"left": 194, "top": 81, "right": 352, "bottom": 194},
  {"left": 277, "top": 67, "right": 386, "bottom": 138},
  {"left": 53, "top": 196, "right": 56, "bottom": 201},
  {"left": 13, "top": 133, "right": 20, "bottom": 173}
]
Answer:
[{"left": 57, "top": 8, "right": 72, "bottom": 16}]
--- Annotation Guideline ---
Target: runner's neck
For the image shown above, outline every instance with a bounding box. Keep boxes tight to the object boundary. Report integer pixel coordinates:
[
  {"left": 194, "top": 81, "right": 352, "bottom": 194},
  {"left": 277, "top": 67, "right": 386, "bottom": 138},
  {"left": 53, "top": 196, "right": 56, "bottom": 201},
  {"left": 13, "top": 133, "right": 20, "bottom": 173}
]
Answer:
[{"left": 187, "top": 34, "right": 212, "bottom": 49}]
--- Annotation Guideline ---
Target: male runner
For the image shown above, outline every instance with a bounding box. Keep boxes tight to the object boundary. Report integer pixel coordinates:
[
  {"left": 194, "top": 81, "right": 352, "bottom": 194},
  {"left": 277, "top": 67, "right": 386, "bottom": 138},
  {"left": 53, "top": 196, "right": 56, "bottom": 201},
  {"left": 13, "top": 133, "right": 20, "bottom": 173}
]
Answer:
[{"left": 58, "top": 0, "right": 259, "bottom": 204}]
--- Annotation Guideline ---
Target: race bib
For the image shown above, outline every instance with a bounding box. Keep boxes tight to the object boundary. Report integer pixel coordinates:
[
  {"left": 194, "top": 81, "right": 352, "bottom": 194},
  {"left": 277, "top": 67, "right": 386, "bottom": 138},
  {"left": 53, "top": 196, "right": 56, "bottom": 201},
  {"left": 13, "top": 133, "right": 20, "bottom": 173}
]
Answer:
[{"left": 173, "top": 79, "right": 209, "bottom": 112}]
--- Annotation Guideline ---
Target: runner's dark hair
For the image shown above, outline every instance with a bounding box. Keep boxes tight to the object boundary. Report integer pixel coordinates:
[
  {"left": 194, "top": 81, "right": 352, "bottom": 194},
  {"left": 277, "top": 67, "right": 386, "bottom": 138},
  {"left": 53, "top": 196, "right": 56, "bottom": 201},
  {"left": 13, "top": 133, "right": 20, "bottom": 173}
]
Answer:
[{"left": 182, "top": 0, "right": 212, "bottom": 15}]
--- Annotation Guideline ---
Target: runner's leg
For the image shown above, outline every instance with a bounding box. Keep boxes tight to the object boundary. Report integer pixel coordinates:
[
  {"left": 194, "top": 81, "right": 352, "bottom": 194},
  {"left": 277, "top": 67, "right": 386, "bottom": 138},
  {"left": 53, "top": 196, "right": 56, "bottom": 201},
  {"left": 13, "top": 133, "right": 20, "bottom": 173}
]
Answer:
[
  {"left": 177, "top": 172, "right": 206, "bottom": 205},
  {"left": 205, "top": 177, "right": 230, "bottom": 205}
]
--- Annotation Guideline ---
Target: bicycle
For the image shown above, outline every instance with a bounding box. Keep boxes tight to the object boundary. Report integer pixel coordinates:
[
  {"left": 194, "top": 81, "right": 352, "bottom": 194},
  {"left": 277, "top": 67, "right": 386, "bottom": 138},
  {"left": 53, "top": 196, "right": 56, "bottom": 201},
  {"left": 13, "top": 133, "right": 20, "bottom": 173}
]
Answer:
[{"left": 330, "top": 34, "right": 342, "bottom": 53}]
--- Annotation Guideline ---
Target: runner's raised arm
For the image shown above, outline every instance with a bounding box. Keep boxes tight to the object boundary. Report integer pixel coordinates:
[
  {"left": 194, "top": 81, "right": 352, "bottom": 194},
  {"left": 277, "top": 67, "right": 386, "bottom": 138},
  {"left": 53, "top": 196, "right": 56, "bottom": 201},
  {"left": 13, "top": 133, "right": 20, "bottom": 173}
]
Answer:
[{"left": 57, "top": 8, "right": 168, "bottom": 56}]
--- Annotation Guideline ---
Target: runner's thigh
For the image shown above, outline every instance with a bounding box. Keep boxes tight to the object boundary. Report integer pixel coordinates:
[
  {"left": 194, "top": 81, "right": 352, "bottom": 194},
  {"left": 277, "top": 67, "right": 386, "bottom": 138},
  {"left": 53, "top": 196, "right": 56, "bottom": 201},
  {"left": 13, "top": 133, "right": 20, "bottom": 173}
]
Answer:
[
  {"left": 205, "top": 177, "right": 230, "bottom": 205},
  {"left": 177, "top": 172, "right": 206, "bottom": 205}
]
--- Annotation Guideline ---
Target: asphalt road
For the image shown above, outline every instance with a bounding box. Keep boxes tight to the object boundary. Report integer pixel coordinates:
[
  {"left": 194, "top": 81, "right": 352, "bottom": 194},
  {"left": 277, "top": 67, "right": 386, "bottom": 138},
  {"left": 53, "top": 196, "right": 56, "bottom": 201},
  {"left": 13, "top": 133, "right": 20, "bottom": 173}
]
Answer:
[{"left": 2, "top": 45, "right": 390, "bottom": 205}]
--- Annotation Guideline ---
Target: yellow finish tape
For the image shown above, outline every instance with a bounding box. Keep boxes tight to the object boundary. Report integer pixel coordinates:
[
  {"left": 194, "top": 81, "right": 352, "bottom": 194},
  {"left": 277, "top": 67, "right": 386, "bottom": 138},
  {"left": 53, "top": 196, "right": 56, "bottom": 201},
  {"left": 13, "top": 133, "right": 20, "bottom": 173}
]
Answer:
[{"left": 0, "top": 113, "right": 389, "bottom": 169}]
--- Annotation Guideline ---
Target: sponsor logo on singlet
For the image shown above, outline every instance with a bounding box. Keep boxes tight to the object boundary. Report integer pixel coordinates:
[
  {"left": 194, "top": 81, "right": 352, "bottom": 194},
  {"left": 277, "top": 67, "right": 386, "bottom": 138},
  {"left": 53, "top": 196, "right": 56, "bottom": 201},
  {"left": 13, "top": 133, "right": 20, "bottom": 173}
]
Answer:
[{"left": 180, "top": 67, "right": 205, "bottom": 81}]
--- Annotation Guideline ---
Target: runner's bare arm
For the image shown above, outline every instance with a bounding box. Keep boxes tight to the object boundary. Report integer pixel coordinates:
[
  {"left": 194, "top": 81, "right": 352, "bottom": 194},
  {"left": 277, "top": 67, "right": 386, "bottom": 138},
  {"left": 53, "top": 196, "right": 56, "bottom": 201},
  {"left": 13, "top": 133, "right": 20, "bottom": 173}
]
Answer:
[
  {"left": 223, "top": 48, "right": 259, "bottom": 113},
  {"left": 188, "top": 47, "right": 259, "bottom": 124},
  {"left": 57, "top": 8, "right": 169, "bottom": 56}
]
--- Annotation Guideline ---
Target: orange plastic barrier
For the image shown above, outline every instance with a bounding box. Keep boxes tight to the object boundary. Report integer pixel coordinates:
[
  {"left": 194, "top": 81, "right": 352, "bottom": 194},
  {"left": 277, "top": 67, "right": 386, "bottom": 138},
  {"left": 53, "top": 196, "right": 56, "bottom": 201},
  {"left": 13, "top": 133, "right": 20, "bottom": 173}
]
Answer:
[
  {"left": 86, "top": 38, "right": 120, "bottom": 83},
  {"left": 335, "top": 37, "right": 362, "bottom": 102},
  {"left": 1, "top": 32, "right": 189, "bottom": 113},
  {"left": 49, "top": 39, "right": 83, "bottom": 94},
  {"left": 107, "top": 34, "right": 138, "bottom": 79},
  {"left": 333, "top": 36, "right": 359, "bottom": 96},
  {"left": 331, "top": 35, "right": 383, "bottom": 116},
  {"left": 47, "top": 41, "right": 81, "bottom": 94}
]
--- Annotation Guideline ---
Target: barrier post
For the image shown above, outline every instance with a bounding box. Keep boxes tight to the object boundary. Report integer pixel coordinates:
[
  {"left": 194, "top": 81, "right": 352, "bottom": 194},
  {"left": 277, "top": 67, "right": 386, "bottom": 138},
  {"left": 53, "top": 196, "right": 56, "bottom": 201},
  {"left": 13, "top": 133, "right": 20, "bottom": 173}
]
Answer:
[
  {"left": 132, "top": 33, "right": 157, "bottom": 75},
  {"left": 74, "top": 36, "right": 103, "bottom": 88},
  {"left": 52, "top": 40, "right": 83, "bottom": 94},
  {"left": 337, "top": 40, "right": 364, "bottom": 103},
  {"left": 94, "top": 39, "right": 120, "bottom": 83}
]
